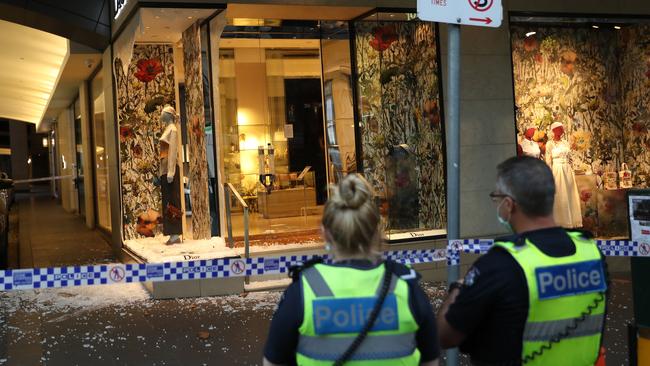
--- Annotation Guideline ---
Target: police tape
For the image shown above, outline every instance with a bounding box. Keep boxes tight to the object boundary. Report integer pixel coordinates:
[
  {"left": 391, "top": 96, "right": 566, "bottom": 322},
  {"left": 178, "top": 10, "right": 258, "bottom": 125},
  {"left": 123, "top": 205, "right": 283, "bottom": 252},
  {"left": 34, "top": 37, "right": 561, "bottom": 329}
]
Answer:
[
  {"left": 2, "top": 239, "right": 647, "bottom": 292},
  {"left": 445, "top": 239, "right": 650, "bottom": 266},
  {"left": 0, "top": 248, "right": 449, "bottom": 292}
]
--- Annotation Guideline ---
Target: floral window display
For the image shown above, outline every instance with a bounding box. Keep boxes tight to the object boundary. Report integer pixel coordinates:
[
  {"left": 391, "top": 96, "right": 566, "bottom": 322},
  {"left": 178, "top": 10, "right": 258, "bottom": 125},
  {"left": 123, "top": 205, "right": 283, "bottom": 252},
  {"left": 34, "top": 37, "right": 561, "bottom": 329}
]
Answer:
[
  {"left": 353, "top": 13, "right": 446, "bottom": 239},
  {"left": 511, "top": 17, "right": 650, "bottom": 238}
]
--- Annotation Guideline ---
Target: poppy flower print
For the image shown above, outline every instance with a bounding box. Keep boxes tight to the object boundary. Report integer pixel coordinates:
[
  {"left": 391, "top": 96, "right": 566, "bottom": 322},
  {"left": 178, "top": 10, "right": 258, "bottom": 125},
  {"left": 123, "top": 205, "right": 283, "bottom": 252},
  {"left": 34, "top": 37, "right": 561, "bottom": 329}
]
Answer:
[
  {"left": 134, "top": 58, "right": 164, "bottom": 83},
  {"left": 369, "top": 25, "right": 398, "bottom": 52}
]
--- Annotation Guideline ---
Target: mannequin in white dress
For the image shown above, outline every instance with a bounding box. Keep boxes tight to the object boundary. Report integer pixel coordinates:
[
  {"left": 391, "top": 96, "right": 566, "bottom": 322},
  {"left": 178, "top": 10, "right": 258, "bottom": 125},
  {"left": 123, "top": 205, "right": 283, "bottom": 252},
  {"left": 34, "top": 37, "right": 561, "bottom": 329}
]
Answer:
[
  {"left": 545, "top": 122, "right": 582, "bottom": 228},
  {"left": 520, "top": 127, "right": 541, "bottom": 158}
]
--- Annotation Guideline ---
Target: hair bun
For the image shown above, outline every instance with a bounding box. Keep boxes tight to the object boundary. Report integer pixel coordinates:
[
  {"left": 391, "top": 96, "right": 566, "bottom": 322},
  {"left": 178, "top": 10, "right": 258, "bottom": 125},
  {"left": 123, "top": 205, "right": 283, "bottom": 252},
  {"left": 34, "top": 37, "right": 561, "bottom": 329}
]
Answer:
[{"left": 338, "top": 174, "right": 371, "bottom": 209}]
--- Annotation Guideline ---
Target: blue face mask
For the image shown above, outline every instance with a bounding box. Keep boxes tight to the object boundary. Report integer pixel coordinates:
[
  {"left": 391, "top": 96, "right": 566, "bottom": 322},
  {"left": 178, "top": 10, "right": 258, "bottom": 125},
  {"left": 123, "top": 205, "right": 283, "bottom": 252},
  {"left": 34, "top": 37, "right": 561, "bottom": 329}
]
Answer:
[{"left": 496, "top": 199, "right": 513, "bottom": 233}]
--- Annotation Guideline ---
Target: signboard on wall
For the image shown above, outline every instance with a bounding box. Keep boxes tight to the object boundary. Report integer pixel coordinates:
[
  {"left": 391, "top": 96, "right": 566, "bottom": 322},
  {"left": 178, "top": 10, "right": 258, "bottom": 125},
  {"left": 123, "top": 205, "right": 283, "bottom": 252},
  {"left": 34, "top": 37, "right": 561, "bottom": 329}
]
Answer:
[
  {"left": 417, "top": 0, "right": 503, "bottom": 28},
  {"left": 114, "top": 0, "right": 128, "bottom": 19}
]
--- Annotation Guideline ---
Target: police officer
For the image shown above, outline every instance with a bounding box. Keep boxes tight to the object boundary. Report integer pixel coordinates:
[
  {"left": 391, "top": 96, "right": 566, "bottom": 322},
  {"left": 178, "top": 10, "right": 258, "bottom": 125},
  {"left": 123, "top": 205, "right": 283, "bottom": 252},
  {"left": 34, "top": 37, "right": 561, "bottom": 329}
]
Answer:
[
  {"left": 438, "top": 156, "right": 607, "bottom": 366},
  {"left": 263, "top": 174, "right": 440, "bottom": 366}
]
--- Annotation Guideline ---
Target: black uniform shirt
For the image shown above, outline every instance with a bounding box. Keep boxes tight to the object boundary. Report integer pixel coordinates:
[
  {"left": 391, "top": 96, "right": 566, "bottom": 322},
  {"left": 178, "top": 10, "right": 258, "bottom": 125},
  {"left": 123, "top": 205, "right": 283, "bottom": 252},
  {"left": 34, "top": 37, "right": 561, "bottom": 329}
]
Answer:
[
  {"left": 263, "top": 260, "right": 440, "bottom": 365},
  {"left": 445, "top": 227, "right": 604, "bottom": 365}
]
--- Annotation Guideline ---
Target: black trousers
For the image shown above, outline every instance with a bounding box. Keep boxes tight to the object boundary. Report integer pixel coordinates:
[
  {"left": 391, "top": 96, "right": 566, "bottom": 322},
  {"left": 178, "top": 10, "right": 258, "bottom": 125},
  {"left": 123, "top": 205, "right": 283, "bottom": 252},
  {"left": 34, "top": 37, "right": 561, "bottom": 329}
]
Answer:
[{"left": 160, "top": 169, "right": 182, "bottom": 235}]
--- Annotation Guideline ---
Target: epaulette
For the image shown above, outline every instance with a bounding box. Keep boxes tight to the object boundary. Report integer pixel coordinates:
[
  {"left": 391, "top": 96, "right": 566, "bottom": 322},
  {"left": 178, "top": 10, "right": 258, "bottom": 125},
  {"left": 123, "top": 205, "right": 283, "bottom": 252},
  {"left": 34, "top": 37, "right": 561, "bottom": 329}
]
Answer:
[
  {"left": 567, "top": 229, "right": 594, "bottom": 239},
  {"left": 288, "top": 256, "right": 324, "bottom": 282},
  {"left": 386, "top": 260, "right": 420, "bottom": 281}
]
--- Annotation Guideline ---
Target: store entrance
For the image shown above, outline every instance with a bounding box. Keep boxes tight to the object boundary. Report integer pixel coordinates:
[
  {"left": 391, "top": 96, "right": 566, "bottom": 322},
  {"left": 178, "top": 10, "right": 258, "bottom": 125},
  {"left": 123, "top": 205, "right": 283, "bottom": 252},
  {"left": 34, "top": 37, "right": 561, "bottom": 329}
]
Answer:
[
  {"left": 285, "top": 78, "right": 327, "bottom": 204},
  {"left": 217, "top": 17, "right": 356, "bottom": 246}
]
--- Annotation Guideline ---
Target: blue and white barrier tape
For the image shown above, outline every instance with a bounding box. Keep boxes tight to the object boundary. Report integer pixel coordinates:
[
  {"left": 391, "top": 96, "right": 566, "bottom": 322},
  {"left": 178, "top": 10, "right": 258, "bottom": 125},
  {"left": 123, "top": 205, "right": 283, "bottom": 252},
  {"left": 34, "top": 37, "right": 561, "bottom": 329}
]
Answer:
[
  {"left": 0, "top": 248, "right": 448, "bottom": 292},
  {"left": 2, "top": 240, "right": 647, "bottom": 292},
  {"left": 446, "top": 239, "right": 650, "bottom": 266}
]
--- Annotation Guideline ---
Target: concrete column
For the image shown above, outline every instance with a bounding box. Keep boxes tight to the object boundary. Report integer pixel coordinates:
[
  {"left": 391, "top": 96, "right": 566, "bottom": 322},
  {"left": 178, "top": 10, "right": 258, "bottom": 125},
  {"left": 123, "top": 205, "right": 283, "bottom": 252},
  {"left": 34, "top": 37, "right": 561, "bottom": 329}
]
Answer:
[{"left": 9, "top": 122, "right": 29, "bottom": 192}]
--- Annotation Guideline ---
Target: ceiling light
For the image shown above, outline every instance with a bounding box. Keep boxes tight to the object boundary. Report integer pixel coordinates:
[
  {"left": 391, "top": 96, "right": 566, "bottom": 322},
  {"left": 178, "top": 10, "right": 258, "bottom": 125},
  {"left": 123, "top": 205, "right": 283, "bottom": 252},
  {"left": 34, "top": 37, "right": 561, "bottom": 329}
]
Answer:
[
  {"left": 525, "top": 31, "right": 536, "bottom": 37},
  {"left": 614, "top": 26, "right": 621, "bottom": 30},
  {"left": 155, "top": 15, "right": 160, "bottom": 19},
  {"left": 146, "top": 26, "right": 151, "bottom": 29},
  {"left": 390, "top": 14, "right": 395, "bottom": 17},
  {"left": 42, "top": 137, "right": 48, "bottom": 148},
  {"left": 187, "top": 16, "right": 193, "bottom": 20},
  {"left": 592, "top": 25, "right": 599, "bottom": 29}
]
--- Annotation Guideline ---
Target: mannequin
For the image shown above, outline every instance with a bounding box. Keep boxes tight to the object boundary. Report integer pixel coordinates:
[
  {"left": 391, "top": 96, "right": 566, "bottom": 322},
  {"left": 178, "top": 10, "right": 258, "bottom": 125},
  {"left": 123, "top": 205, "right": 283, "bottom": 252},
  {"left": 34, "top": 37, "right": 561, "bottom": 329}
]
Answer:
[
  {"left": 520, "top": 126, "right": 541, "bottom": 158},
  {"left": 159, "top": 105, "right": 183, "bottom": 245},
  {"left": 545, "top": 121, "right": 582, "bottom": 228}
]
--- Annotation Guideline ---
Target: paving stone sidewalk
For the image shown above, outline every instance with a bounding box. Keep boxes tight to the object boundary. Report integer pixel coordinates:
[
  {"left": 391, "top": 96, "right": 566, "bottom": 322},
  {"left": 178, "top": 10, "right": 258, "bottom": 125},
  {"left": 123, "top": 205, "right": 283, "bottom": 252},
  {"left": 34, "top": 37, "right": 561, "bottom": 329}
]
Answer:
[{"left": 0, "top": 277, "right": 633, "bottom": 365}]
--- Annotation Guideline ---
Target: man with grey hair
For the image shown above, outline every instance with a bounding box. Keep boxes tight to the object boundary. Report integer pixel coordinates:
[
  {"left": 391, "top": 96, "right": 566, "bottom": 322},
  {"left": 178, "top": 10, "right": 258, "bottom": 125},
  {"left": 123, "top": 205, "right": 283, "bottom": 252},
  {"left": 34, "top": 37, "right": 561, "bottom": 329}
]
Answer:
[{"left": 437, "top": 156, "right": 607, "bottom": 365}]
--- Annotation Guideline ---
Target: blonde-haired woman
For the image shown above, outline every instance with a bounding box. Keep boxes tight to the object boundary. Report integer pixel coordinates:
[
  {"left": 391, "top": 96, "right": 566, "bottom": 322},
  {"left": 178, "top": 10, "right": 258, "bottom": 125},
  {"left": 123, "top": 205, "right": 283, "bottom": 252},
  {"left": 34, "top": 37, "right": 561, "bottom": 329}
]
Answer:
[{"left": 263, "top": 174, "right": 439, "bottom": 366}]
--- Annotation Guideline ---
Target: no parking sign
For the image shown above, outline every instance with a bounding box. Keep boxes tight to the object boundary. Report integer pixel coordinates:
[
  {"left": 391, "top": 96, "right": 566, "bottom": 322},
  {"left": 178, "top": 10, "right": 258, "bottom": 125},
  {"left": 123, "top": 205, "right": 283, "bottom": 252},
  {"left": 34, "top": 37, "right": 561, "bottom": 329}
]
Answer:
[{"left": 417, "top": 0, "right": 503, "bottom": 27}]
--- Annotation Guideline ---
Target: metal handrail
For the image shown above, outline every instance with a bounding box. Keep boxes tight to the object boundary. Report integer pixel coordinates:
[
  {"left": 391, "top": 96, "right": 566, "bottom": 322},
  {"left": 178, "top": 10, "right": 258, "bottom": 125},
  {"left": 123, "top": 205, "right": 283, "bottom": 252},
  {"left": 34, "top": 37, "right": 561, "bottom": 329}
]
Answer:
[
  {"left": 227, "top": 183, "right": 248, "bottom": 209},
  {"left": 224, "top": 183, "right": 250, "bottom": 266}
]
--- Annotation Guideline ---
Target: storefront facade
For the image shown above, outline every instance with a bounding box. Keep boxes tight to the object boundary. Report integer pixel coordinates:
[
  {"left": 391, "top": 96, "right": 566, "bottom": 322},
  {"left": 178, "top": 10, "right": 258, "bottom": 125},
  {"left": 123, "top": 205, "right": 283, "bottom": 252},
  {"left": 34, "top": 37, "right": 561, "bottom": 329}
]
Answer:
[{"left": 100, "top": 0, "right": 650, "bottom": 265}]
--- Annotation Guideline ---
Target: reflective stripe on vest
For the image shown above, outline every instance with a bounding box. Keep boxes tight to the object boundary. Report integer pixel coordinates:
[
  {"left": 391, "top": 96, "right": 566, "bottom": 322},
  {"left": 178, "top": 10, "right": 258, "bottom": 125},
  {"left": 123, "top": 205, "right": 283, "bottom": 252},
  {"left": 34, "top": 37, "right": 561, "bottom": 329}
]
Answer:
[
  {"left": 302, "top": 266, "right": 399, "bottom": 298},
  {"left": 297, "top": 263, "right": 420, "bottom": 365},
  {"left": 493, "top": 232, "right": 606, "bottom": 365},
  {"left": 523, "top": 313, "right": 605, "bottom": 342},
  {"left": 297, "top": 332, "right": 417, "bottom": 361}
]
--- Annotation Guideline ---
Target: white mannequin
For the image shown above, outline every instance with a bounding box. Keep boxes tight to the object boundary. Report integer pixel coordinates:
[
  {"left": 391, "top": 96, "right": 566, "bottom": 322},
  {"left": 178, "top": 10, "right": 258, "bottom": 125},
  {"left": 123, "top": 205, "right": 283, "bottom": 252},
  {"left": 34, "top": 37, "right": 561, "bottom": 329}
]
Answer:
[
  {"left": 160, "top": 106, "right": 178, "bottom": 184},
  {"left": 546, "top": 121, "right": 582, "bottom": 228},
  {"left": 159, "top": 105, "right": 182, "bottom": 245}
]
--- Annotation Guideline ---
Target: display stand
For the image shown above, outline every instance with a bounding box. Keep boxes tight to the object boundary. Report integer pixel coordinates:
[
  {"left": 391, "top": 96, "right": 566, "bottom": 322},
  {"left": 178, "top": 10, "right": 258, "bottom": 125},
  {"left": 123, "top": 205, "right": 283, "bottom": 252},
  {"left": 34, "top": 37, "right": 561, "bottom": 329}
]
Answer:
[{"left": 626, "top": 189, "right": 650, "bottom": 364}]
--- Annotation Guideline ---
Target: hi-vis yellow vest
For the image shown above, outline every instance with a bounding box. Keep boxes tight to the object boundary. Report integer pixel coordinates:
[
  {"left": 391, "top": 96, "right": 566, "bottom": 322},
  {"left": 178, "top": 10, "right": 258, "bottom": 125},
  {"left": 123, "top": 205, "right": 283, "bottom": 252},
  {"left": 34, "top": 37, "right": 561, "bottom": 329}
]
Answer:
[
  {"left": 296, "top": 263, "right": 420, "bottom": 365},
  {"left": 494, "top": 231, "right": 606, "bottom": 365}
]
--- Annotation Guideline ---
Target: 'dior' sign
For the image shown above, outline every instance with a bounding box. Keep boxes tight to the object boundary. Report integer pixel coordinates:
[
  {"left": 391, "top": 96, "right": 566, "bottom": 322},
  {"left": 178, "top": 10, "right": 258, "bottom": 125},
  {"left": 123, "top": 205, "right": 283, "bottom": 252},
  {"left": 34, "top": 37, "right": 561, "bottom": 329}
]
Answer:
[{"left": 417, "top": 0, "right": 503, "bottom": 28}]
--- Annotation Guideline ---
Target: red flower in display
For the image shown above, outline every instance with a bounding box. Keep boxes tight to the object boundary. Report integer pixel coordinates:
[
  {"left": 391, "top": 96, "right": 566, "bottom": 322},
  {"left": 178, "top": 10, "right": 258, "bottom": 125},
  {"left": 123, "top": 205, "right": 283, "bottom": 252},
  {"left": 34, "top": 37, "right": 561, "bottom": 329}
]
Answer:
[
  {"left": 523, "top": 36, "right": 539, "bottom": 52},
  {"left": 423, "top": 100, "right": 440, "bottom": 126},
  {"left": 580, "top": 190, "right": 592, "bottom": 203},
  {"left": 534, "top": 53, "right": 543, "bottom": 63},
  {"left": 560, "top": 51, "right": 577, "bottom": 76},
  {"left": 134, "top": 58, "right": 163, "bottom": 83},
  {"left": 132, "top": 144, "right": 143, "bottom": 158},
  {"left": 166, "top": 203, "right": 183, "bottom": 222},
  {"left": 120, "top": 125, "right": 134, "bottom": 142},
  {"left": 369, "top": 25, "right": 398, "bottom": 52},
  {"left": 632, "top": 122, "right": 647, "bottom": 134}
]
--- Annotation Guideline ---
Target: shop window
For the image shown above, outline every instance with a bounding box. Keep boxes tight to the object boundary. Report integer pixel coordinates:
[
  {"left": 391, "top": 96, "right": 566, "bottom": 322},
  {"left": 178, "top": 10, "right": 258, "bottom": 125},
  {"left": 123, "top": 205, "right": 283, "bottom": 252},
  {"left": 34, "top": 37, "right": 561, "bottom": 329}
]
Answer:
[
  {"left": 510, "top": 15, "right": 650, "bottom": 239},
  {"left": 352, "top": 12, "right": 447, "bottom": 240},
  {"left": 216, "top": 19, "right": 325, "bottom": 245},
  {"left": 112, "top": 7, "right": 224, "bottom": 262}
]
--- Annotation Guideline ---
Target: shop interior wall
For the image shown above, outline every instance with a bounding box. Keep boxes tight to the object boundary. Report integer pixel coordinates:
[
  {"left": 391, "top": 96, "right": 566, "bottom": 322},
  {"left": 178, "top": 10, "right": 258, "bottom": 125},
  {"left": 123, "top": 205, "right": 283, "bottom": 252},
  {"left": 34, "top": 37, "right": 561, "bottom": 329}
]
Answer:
[
  {"left": 55, "top": 107, "right": 78, "bottom": 213},
  {"left": 321, "top": 40, "right": 356, "bottom": 175},
  {"left": 79, "top": 82, "right": 96, "bottom": 229},
  {"left": 435, "top": 0, "right": 650, "bottom": 239}
]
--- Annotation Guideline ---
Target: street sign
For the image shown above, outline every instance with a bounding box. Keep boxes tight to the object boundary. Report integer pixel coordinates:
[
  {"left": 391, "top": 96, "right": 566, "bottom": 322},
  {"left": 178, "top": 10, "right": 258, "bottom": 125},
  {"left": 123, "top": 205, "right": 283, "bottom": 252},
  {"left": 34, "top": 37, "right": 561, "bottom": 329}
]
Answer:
[{"left": 417, "top": 0, "right": 503, "bottom": 28}]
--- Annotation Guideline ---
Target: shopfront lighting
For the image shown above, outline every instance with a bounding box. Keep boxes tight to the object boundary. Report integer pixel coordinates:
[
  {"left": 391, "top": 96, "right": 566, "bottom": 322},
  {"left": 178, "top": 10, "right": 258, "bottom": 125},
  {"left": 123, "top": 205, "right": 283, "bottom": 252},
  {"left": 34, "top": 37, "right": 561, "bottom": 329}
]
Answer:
[
  {"left": 592, "top": 25, "right": 599, "bottom": 29},
  {"left": 614, "top": 26, "right": 621, "bottom": 30},
  {"left": 27, "top": 158, "right": 32, "bottom": 165},
  {"left": 42, "top": 137, "right": 48, "bottom": 148},
  {"left": 525, "top": 31, "right": 536, "bottom": 37}
]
